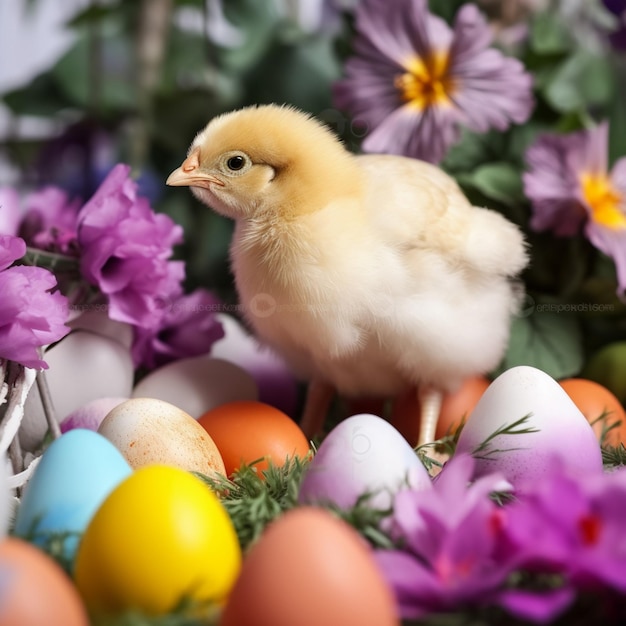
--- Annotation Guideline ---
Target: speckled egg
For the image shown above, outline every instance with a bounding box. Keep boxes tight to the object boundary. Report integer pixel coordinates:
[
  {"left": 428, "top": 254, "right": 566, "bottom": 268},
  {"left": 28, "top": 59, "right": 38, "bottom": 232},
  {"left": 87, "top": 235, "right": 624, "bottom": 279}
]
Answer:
[
  {"left": 97, "top": 397, "right": 225, "bottom": 477},
  {"left": 454, "top": 365, "right": 603, "bottom": 490}
]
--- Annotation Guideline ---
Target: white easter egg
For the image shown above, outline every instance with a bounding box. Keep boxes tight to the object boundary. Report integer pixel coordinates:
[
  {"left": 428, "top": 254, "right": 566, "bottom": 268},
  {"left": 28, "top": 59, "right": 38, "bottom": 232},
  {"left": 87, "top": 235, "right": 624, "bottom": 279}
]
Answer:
[
  {"left": 131, "top": 356, "right": 257, "bottom": 419},
  {"left": 68, "top": 310, "right": 134, "bottom": 350},
  {"left": 454, "top": 365, "right": 603, "bottom": 490},
  {"left": 21, "top": 331, "right": 135, "bottom": 451},
  {"left": 298, "top": 413, "right": 432, "bottom": 510},
  {"left": 97, "top": 397, "right": 226, "bottom": 477},
  {"left": 210, "top": 314, "right": 298, "bottom": 416}
]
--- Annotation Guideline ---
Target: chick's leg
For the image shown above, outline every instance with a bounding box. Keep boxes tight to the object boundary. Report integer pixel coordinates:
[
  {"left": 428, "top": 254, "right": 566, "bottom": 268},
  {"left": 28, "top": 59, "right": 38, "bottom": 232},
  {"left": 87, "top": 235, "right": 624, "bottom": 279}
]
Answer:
[
  {"left": 300, "top": 379, "right": 335, "bottom": 439},
  {"left": 417, "top": 386, "right": 443, "bottom": 447}
]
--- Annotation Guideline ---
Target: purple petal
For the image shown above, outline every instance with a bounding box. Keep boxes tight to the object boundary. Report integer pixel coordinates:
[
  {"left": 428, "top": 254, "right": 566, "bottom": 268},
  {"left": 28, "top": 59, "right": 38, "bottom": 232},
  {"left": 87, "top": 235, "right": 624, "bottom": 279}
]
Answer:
[
  {"left": 77, "top": 164, "right": 185, "bottom": 328},
  {"left": 374, "top": 549, "right": 440, "bottom": 619},
  {"left": 362, "top": 103, "right": 460, "bottom": 163},
  {"left": 0, "top": 265, "right": 69, "bottom": 369},
  {"left": 0, "top": 235, "right": 26, "bottom": 271},
  {"left": 448, "top": 4, "right": 493, "bottom": 60},
  {"left": 0, "top": 188, "right": 22, "bottom": 236},
  {"left": 131, "top": 288, "right": 226, "bottom": 369},
  {"left": 585, "top": 222, "right": 626, "bottom": 296},
  {"left": 574, "top": 121, "right": 609, "bottom": 176},
  {"left": 523, "top": 132, "right": 589, "bottom": 236},
  {"left": 333, "top": 0, "right": 533, "bottom": 163},
  {"left": 498, "top": 587, "right": 575, "bottom": 624}
]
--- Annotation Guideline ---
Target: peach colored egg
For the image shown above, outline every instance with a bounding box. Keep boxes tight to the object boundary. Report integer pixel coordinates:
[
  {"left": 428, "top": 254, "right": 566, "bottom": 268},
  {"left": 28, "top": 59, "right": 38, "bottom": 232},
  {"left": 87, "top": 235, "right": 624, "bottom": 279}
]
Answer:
[
  {"left": 559, "top": 378, "right": 626, "bottom": 446},
  {"left": 0, "top": 538, "right": 89, "bottom": 626},
  {"left": 218, "top": 507, "right": 399, "bottom": 626},
  {"left": 98, "top": 398, "right": 225, "bottom": 477},
  {"left": 391, "top": 376, "right": 490, "bottom": 446}
]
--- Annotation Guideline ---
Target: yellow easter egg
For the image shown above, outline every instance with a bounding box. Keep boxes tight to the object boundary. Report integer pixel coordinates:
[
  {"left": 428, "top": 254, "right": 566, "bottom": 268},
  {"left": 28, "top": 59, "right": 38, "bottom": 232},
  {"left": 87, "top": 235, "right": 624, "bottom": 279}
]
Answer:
[{"left": 74, "top": 465, "right": 241, "bottom": 617}]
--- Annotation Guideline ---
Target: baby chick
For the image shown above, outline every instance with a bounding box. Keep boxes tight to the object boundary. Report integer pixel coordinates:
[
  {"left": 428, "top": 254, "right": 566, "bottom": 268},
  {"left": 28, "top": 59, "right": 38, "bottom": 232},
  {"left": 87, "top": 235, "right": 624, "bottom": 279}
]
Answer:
[{"left": 167, "top": 104, "right": 528, "bottom": 444}]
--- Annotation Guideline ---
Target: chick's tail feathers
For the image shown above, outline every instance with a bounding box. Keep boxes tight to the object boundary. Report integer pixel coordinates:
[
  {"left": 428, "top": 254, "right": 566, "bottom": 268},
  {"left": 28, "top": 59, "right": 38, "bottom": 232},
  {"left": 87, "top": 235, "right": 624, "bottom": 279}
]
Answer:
[{"left": 462, "top": 208, "right": 529, "bottom": 278}]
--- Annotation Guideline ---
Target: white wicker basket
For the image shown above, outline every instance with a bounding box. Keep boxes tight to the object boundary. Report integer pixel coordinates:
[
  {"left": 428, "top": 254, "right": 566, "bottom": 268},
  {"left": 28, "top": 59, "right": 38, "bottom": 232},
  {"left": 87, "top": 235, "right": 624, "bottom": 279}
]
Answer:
[{"left": 0, "top": 361, "right": 46, "bottom": 494}]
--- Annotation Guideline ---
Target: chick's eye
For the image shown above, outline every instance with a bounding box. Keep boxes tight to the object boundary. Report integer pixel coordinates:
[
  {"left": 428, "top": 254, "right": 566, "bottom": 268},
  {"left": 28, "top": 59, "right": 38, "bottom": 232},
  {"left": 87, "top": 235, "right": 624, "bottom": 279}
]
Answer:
[{"left": 227, "top": 156, "right": 245, "bottom": 171}]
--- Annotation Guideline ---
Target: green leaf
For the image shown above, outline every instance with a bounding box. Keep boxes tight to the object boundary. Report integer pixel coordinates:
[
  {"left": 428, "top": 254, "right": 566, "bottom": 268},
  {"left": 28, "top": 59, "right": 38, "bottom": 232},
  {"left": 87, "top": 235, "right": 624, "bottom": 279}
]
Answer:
[
  {"left": 456, "top": 163, "right": 524, "bottom": 206},
  {"left": 496, "top": 311, "right": 584, "bottom": 380},
  {"left": 427, "top": 0, "right": 467, "bottom": 24},
  {"left": 218, "top": 0, "right": 281, "bottom": 72},
  {"left": 2, "top": 74, "right": 69, "bottom": 117},
  {"left": 529, "top": 11, "right": 572, "bottom": 55},
  {"left": 442, "top": 129, "right": 507, "bottom": 174},
  {"left": 51, "top": 27, "right": 137, "bottom": 113},
  {"left": 242, "top": 35, "right": 340, "bottom": 111},
  {"left": 65, "top": 3, "right": 122, "bottom": 27},
  {"left": 544, "top": 50, "right": 613, "bottom": 113},
  {"left": 608, "top": 56, "right": 626, "bottom": 165}
]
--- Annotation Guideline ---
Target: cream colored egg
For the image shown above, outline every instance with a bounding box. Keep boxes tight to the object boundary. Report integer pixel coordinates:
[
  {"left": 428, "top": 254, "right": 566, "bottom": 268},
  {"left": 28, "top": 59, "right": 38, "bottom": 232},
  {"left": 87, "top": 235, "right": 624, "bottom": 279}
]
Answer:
[
  {"left": 21, "top": 330, "right": 135, "bottom": 451},
  {"left": 98, "top": 398, "right": 226, "bottom": 477},
  {"left": 131, "top": 357, "right": 258, "bottom": 419}
]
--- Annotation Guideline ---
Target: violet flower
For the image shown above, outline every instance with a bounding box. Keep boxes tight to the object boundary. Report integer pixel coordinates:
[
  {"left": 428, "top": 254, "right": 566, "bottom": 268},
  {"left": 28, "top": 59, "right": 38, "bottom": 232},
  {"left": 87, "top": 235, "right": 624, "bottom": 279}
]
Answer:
[
  {"left": 504, "top": 459, "right": 626, "bottom": 594},
  {"left": 377, "top": 455, "right": 510, "bottom": 617},
  {"left": 0, "top": 235, "right": 70, "bottom": 369},
  {"left": 376, "top": 454, "right": 575, "bottom": 623},
  {"left": 333, "top": 0, "right": 534, "bottom": 163},
  {"left": 523, "top": 122, "right": 626, "bottom": 295},
  {"left": 19, "top": 187, "right": 82, "bottom": 255},
  {"left": 131, "top": 288, "right": 225, "bottom": 369},
  {"left": 0, "top": 188, "right": 21, "bottom": 236},
  {"left": 77, "top": 164, "right": 185, "bottom": 329}
]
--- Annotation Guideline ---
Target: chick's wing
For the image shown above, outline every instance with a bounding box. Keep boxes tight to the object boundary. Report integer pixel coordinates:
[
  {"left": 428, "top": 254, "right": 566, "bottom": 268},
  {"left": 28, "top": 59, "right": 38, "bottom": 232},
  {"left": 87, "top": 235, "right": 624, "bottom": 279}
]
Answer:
[{"left": 357, "top": 154, "right": 528, "bottom": 279}]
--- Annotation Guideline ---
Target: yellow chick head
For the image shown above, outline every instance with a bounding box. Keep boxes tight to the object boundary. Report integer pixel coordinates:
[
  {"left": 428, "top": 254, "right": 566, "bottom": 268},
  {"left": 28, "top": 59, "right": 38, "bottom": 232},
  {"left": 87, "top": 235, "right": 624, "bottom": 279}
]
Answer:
[{"left": 166, "top": 104, "right": 362, "bottom": 220}]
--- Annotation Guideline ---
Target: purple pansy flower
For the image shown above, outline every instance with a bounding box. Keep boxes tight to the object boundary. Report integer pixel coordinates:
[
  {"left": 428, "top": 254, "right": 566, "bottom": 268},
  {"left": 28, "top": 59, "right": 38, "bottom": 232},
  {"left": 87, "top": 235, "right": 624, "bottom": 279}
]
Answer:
[
  {"left": 0, "top": 235, "right": 70, "bottom": 369},
  {"left": 523, "top": 122, "right": 626, "bottom": 295},
  {"left": 333, "top": 0, "right": 534, "bottom": 163},
  {"left": 77, "top": 164, "right": 185, "bottom": 329},
  {"left": 131, "top": 288, "right": 225, "bottom": 369}
]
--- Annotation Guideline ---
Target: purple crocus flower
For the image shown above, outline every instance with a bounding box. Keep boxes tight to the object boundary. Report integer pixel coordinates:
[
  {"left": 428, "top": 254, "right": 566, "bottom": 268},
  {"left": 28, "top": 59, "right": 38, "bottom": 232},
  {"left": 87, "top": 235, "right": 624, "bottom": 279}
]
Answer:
[
  {"left": 523, "top": 122, "right": 626, "bottom": 295},
  {"left": 333, "top": 0, "right": 534, "bottom": 163},
  {"left": 131, "top": 288, "right": 225, "bottom": 369},
  {"left": 0, "top": 235, "right": 70, "bottom": 369},
  {"left": 77, "top": 164, "right": 185, "bottom": 329}
]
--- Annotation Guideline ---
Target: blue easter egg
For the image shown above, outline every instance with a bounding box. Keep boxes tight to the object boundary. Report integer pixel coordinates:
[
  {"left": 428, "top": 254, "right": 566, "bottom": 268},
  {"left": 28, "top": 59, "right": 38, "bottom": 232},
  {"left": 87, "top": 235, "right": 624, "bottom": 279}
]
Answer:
[{"left": 13, "top": 429, "right": 132, "bottom": 564}]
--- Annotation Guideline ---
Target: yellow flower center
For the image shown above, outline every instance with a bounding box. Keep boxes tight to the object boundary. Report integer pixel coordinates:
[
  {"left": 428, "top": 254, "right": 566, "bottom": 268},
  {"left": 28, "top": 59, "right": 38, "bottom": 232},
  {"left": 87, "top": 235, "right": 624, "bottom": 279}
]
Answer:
[
  {"left": 580, "top": 172, "right": 626, "bottom": 230},
  {"left": 394, "top": 53, "right": 453, "bottom": 110}
]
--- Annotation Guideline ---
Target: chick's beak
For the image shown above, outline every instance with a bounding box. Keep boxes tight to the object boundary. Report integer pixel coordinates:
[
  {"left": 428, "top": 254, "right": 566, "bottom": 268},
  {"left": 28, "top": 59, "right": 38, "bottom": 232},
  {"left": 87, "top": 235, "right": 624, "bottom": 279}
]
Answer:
[{"left": 166, "top": 150, "right": 224, "bottom": 189}]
